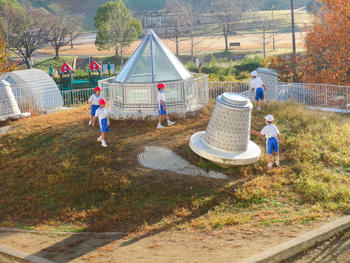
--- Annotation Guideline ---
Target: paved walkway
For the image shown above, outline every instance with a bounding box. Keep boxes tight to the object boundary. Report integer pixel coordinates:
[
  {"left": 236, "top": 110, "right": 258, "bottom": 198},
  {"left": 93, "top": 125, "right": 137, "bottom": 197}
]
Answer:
[{"left": 287, "top": 230, "right": 350, "bottom": 263}]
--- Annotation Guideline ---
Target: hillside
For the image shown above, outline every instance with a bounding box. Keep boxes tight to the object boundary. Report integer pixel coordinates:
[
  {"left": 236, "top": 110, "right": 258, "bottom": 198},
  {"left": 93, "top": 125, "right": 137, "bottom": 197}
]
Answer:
[
  {"left": 19, "top": 0, "right": 310, "bottom": 31},
  {"left": 0, "top": 102, "right": 349, "bottom": 233}
]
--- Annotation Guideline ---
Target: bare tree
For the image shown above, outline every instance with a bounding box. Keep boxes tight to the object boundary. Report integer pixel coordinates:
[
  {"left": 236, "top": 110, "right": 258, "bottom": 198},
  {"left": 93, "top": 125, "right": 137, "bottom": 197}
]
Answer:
[
  {"left": 213, "top": 0, "right": 244, "bottom": 52},
  {"left": 50, "top": 16, "right": 70, "bottom": 57},
  {"left": 165, "top": 0, "right": 189, "bottom": 56},
  {"left": 243, "top": 2, "right": 280, "bottom": 58},
  {"left": 1, "top": 7, "right": 53, "bottom": 68},
  {"left": 67, "top": 15, "right": 82, "bottom": 49},
  {"left": 50, "top": 15, "right": 81, "bottom": 57}
]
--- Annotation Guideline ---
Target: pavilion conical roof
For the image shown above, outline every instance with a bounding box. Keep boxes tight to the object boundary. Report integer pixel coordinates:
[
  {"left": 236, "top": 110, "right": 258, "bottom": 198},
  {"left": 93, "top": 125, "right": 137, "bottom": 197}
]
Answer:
[{"left": 115, "top": 30, "right": 192, "bottom": 83}]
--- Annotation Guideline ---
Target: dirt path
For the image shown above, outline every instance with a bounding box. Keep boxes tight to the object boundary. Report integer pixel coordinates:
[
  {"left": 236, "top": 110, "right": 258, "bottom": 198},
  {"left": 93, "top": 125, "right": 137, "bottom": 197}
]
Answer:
[{"left": 0, "top": 219, "right": 338, "bottom": 263}]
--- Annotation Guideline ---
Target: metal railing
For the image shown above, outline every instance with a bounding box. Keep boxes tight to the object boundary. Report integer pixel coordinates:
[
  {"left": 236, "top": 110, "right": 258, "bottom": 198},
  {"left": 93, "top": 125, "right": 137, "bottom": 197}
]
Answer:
[
  {"left": 60, "top": 87, "right": 110, "bottom": 108},
  {"left": 208, "top": 81, "right": 350, "bottom": 112},
  {"left": 98, "top": 75, "right": 209, "bottom": 116},
  {"left": 208, "top": 81, "right": 250, "bottom": 98},
  {"left": 277, "top": 82, "right": 350, "bottom": 111},
  {"left": 4, "top": 80, "right": 349, "bottom": 117},
  {"left": 9, "top": 83, "right": 63, "bottom": 114}
]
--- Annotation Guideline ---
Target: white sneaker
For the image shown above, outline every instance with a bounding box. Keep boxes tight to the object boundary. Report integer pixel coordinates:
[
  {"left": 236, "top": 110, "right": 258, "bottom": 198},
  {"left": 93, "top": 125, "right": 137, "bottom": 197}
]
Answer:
[
  {"left": 275, "top": 157, "right": 280, "bottom": 167},
  {"left": 101, "top": 140, "right": 108, "bottom": 147},
  {"left": 157, "top": 123, "right": 165, "bottom": 129},
  {"left": 267, "top": 163, "right": 273, "bottom": 169},
  {"left": 258, "top": 106, "right": 261, "bottom": 111},
  {"left": 167, "top": 120, "right": 176, "bottom": 126},
  {"left": 88, "top": 120, "right": 92, "bottom": 126},
  {"left": 97, "top": 136, "right": 102, "bottom": 142}
]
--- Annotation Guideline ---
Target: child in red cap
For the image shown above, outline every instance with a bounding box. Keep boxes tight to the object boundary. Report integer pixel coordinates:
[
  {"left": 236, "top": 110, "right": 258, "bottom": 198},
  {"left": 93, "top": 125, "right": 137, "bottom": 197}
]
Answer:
[
  {"left": 92, "top": 98, "right": 110, "bottom": 147},
  {"left": 88, "top": 87, "right": 103, "bottom": 126},
  {"left": 157, "top": 83, "right": 176, "bottom": 129}
]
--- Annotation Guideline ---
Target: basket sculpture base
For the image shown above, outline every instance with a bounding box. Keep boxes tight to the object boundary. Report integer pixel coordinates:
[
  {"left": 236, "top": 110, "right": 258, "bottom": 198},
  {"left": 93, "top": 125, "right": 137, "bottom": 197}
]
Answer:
[{"left": 190, "top": 131, "right": 261, "bottom": 166}]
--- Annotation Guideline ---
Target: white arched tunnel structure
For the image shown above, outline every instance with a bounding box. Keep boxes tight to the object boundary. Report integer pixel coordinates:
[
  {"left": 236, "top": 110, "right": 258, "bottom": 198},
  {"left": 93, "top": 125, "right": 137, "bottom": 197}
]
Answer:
[{"left": 0, "top": 69, "right": 63, "bottom": 113}]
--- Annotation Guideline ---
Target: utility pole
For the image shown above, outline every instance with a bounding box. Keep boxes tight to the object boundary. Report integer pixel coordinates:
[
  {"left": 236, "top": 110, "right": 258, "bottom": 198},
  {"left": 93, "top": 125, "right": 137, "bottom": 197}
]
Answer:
[
  {"left": 290, "top": 0, "right": 296, "bottom": 55},
  {"left": 263, "top": 26, "right": 266, "bottom": 58},
  {"left": 272, "top": 6, "right": 275, "bottom": 51}
]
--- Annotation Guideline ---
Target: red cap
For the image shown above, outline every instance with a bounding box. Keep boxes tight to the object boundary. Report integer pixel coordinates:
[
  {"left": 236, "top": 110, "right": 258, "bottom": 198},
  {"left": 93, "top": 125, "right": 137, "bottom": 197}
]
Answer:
[
  {"left": 94, "top": 87, "right": 101, "bottom": 92},
  {"left": 99, "top": 99, "right": 106, "bottom": 105},
  {"left": 157, "top": 83, "right": 165, "bottom": 89}
]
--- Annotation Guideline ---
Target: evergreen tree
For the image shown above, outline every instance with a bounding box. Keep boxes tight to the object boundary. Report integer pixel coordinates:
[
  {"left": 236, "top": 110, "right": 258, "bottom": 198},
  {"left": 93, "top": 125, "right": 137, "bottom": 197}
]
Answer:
[{"left": 95, "top": 0, "right": 143, "bottom": 65}]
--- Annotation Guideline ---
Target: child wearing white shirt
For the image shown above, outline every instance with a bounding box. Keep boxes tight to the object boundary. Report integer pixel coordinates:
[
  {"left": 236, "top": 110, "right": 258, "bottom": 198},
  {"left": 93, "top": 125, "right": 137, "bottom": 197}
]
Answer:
[
  {"left": 250, "top": 71, "right": 267, "bottom": 111},
  {"left": 92, "top": 98, "right": 110, "bottom": 147},
  {"left": 156, "top": 83, "right": 176, "bottom": 129},
  {"left": 88, "top": 87, "right": 103, "bottom": 126},
  {"left": 250, "top": 115, "right": 281, "bottom": 169}
]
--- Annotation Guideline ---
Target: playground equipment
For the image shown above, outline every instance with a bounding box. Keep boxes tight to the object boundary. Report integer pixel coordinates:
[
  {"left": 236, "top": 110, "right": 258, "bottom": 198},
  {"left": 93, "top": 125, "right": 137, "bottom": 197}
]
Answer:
[
  {"left": 0, "top": 69, "right": 63, "bottom": 113},
  {"left": 0, "top": 80, "right": 21, "bottom": 121},
  {"left": 58, "top": 62, "right": 73, "bottom": 92},
  {"left": 88, "top": 61, "right": 102, "bottom": 89},
  {"left": 98, "top": 29, "right": 209, "bottom": 120},
  {"left": 189, "top": 92, "right": 261, "bottom": 166}
]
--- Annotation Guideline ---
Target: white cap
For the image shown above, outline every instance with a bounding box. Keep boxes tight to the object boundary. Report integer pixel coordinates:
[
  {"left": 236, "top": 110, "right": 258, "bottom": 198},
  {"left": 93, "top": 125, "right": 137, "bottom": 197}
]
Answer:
[
  {"left": 250, "top": 71, "right": 257, "bottom": 77},
  {"left": 264, "top": 115, "right": 274, "bottom": 122}
]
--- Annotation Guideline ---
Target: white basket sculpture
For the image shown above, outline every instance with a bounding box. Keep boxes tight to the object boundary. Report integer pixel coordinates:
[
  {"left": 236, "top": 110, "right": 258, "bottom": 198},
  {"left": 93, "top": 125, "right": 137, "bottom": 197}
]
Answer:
[
  {"left": 0, "top": 80, "right": 21, "bottom": 121},
  {"left": 190, "top": 92, "right": 261, "bottom": 165}
]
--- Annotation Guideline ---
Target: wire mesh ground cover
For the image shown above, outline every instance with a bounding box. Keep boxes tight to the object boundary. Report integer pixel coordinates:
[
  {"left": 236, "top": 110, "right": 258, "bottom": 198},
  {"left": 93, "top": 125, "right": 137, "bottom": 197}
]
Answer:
[{"left": 138, "top": 146, "right": 227, "bottom": 179}]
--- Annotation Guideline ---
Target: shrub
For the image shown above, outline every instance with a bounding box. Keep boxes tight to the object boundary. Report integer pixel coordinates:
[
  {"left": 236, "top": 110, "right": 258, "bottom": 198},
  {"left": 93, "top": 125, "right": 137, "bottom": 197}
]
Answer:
[
  {"left": 234, "top": 56, "right": 264, "bottom": 73},
  {"left": 186, "top": 61, "right": 199, "bottom": 73}
]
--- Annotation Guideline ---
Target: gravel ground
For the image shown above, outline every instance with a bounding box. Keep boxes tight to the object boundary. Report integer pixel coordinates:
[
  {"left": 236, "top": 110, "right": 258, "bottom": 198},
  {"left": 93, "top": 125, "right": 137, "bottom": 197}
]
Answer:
[{"left": 285, "top": 229, "right": 350, "bottom": 263}]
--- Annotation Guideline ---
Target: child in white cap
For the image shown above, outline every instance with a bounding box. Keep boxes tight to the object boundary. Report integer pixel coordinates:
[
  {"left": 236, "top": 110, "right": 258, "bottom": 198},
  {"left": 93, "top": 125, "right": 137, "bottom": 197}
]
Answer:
[
  {"left": 250, "top": 71, "right": 267, "bottom": 111},
  {"left": 250, "top": 115, "right": 281, "bottom": 169},
  {"left": 92, "top": 98, "right": 110, "bottom": 147},
  {"left": 157, "top": 83, "right": 176, "bottom": 129}
]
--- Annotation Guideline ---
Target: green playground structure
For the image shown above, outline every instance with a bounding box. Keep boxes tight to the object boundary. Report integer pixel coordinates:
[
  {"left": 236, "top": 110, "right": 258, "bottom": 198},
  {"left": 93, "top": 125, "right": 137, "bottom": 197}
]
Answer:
[{"left": 56, "top": 61, "right": 107, "bottom": 105}]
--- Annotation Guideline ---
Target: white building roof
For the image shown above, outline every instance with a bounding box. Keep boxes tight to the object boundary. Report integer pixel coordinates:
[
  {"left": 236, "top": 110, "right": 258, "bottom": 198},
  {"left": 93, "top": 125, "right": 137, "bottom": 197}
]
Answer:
[{"left": 115, "top": 30, "right": 192, "bottom": 83}]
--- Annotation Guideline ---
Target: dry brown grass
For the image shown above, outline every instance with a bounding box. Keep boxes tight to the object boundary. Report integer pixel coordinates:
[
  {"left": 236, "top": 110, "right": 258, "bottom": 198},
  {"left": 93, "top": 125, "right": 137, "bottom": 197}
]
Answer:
[
  {"left": 0, "top": 102, "right": 349, "bottom": 233},
  {"left": 38, "top": 32, "right": 306, "bottom": 57}
]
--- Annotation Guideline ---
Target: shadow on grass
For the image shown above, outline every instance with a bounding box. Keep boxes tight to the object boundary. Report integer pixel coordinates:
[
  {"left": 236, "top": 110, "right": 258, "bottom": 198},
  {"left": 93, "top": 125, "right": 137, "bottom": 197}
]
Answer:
[
  {"left": 0, "top": 116, "right": 241, "bottom": 261},
  {"left": 2, "top": 102, "right": 349, "bottom": 261}
]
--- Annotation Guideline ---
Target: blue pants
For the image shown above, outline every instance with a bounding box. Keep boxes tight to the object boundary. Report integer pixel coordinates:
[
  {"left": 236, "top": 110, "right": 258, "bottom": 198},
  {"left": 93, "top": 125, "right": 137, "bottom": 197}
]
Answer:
[
  {"left": 255, "top": 87, "right": 264, "bottom": 101},
  {"left": 267, "top": 137, "right": 279, "bottom": 154},
  {"left": 99, "top": 118, "right": 109, "bottom": 133},
  {"left": 158, "top": 102, "right": 167, "bottom": 115},
  {"left": 91, "top": 105, "right": 100, "bottom": 116}
]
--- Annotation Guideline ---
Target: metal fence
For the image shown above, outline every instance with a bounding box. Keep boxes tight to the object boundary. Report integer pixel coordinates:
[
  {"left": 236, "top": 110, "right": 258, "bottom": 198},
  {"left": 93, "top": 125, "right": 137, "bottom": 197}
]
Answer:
[
  {"left": 208, "top": 81, "right": 250, "bottom": 98},
  {"left": 9, "top": 83, "right": 63, "bottom": 114},
  {"left": 277, "top": 82, "right": 350, "bottom": 111},
  {"left": 98, "top": 75, "right": 209, "bottom": 118},
  {"left": 208, "top": 81, "right": 350, "bottom": 112},
  {"left": 4, "top": 80, "right": 350, "bottom": 117},
  {"left": 60, "top": 87, "right": 110, "bottom": 108}
]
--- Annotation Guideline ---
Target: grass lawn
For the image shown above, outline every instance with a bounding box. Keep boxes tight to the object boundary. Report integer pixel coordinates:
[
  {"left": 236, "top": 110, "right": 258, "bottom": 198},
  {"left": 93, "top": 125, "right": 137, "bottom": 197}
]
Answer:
[
  {"left": 0, "top": 102, "right": 349, "bottom": 233},
  {"left": 241, "top": 9, "right": 312, "bottom": 34},
  {"left": 17, "top": 56, "right": 77, "bottom": 73}
]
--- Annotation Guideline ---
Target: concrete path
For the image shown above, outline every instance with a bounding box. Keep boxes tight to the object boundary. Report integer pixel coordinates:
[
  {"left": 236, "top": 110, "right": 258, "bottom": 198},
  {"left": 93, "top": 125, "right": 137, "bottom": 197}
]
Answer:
[{"left": 288, "top": 229, "right": 350, "bottom": 263}]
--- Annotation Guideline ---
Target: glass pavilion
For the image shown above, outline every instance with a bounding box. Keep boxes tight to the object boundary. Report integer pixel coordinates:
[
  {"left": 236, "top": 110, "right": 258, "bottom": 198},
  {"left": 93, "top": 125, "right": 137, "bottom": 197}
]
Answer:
[{"left": 99, "top": 30, "right": 209, "bottom": 120}]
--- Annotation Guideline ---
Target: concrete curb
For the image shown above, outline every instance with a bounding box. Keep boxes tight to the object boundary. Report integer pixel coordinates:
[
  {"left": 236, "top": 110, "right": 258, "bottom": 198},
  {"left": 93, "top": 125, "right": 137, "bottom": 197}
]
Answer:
[
  {"left": 0, "top": 245, "right": 55, "bottom": 263},
  {"left": 239, "top": 216, "right": 350, "bottom": 263},
  {"left": 0, "top": 227, "right": 125, "bottom": 237}
]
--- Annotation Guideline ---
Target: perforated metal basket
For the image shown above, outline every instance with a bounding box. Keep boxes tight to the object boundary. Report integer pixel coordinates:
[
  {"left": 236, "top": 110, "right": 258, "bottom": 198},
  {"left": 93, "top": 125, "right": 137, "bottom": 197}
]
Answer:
[{"left": 190, "top": 92, "right": 261, "bottom": 166}]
